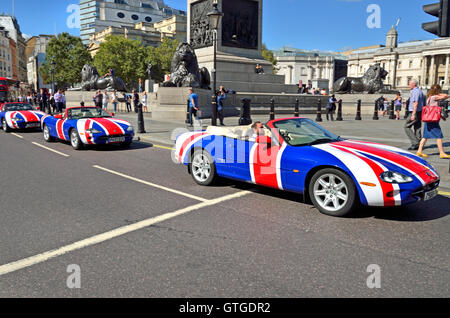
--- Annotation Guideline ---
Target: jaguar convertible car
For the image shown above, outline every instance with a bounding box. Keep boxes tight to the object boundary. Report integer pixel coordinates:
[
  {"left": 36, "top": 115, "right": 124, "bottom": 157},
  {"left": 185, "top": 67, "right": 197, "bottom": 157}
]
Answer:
[
  {"left": 0, "top": 102, "right": 45, "bottom": 132},
  {"left": 175, "top": 117, "right": 440, "bottom": 217},
  {"left": 41, "top": 106, "right": 134, "bottom": 150}
]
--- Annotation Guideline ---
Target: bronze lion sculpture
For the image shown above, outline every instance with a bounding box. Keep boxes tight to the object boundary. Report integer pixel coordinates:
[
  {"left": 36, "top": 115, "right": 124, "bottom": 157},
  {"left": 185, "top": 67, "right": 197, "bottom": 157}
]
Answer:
[
  {"left": 162, "top": 43, "right": 210, "bottom": 89},
  {"left": 333, "top": 64, "right": 390, "bottom": 94},
  {"left": 81, "top": 64, "right": 128, "bottom": 92}
]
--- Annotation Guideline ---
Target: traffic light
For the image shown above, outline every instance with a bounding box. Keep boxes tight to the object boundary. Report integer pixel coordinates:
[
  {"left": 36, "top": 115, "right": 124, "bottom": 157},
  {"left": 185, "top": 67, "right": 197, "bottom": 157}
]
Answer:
[{"left": 422, "top": 0, "right": 450, "bottom": 37}]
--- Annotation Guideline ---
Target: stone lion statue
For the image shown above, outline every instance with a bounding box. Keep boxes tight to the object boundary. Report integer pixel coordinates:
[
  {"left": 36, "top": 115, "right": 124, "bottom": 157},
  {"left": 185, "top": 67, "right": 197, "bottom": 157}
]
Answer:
[
  {"left": 81, "top": 64, "right": 128, "bottom": 92},
  {"left": 162, "top": 43, "right": 210, "bottom": 89},
  {"left": 333, "top": 64, "right": 391, "bottom": 94}
]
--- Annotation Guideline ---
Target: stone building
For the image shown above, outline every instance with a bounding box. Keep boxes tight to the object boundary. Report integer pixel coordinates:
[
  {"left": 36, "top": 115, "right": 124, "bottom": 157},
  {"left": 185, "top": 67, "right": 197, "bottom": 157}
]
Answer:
[
  {"left": 274, "top": 47, "right": 348, "bottom": 91},
  {"left": 26, "top": 35, "right": 54, "bottom": 91},
  {"left": 0, "top": 27, "right": 12, "bottom": 79},
  {"left": 0, "top": 15, "right": 27, "bottom": 82},
  {"left": 87, "top": 14, "right": 187, "bottom": 57},
  {"left": 80, "top": 0, "right": 186, "bottom": 45},
  {"left": 347, "top": 27, "right": 450, "bottom": 90}
]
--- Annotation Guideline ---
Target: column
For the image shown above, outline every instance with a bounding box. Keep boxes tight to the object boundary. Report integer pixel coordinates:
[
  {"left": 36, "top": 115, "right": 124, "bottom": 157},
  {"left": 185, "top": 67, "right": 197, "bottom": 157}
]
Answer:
[
  {"left": 421, "top": 56, "right": 427, "bottom": 86},
  {"left": 286, "top": 66, "right": 293, "bottom": 85},
  {"left": 445, "top": 54, "right": 449, "bottom": 86},
  {"left": 429, "top": 55, "right": 435, "bottom": 85},
  {"left": 392, "top": 59, "right": 398, "bottom": 89},
  {"left": 329, "top": 63, "right": 335, "bottom": 91}
]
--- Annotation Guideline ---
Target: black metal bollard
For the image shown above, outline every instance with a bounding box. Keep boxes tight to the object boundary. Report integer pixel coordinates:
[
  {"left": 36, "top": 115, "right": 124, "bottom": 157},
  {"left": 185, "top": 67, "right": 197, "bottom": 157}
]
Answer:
[
  {"left": 137, "top": 103, "right": 146, "bottom": 133},
  {"left": 270, "top": 98, "right": 275, "bottom": 121},
  {"left": 239, "top": 98, "right": 252, "bottom": 125},
  {"left": 336, "top": 99, "right": 343, "bottom": 121},
  {"left": 185, "top": 99, "right": 190, "bottom": 124},
  {"left": 355, "top": 99, "right": 362, "bottom": 120},
  {"left": 294, "top": 98, "right": 300, "bottom": 117},
  {"left": 316, "top": 98, "right": 323, "bottom": 122},
  {"left": 389, "top": 100, "right": 395, "bottom": 119},
  {"left": 373, "top": 100, "right": 379, "bottom": 120}
]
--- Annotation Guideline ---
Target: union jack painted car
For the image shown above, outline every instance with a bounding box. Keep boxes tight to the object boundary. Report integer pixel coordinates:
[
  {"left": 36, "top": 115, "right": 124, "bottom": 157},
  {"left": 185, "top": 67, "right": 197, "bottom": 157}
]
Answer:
[
  {"left": 41, "top": 106, "right": 134, "bottom": 150},
  {"left": 175, "top": 117, "right": 440, "bottom": 217},
  {"left": 0, "top": 102, "right": 46, "bottom": 132}
]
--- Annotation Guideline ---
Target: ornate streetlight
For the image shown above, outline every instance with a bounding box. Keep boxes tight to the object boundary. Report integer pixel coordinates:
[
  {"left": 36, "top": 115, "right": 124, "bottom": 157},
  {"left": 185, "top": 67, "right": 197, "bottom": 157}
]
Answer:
[
  {"left": 207, "top": 0, "right": 223, "bottom": 126},
  {"left": 50, "top": 59, "right": 56, "bottom": 94}
]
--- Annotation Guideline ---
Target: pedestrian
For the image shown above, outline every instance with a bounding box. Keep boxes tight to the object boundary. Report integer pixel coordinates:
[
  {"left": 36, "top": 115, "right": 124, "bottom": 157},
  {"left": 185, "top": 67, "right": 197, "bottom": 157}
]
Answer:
[
  {"left": 394, "top": 92, "right": 403, "bottom": 120},
  {"left": 217, "top": 87, "right": 226, "bottom": 126},
  {"left": 26, "top": 93, "right": 32, "bottom": 105},
  {"left": 416, "top": 84, "right": 449, "bottom": 159},
  {"left": 132, "top": 89, "right": 139, "bottom": 113},
  {"left": 103, "top": 90, "right": 109, "bottom": 110},
  {"left": 123, "top": 92, "right": 131, "bottom": 112},
  {"left": 94, "top": 90, "right": 103, "bottom": 108},
  {"left": 142, "top": 91, "right": 148, "bottom": 112},
  {"left": 111, "top": 90, "right": 118, "bottom": 113},
  {"left": 49, "top": 93, "right": 56, "bottom": 114},
  {"left": 326, "top": 95, "right": 337, "bottom": 121},
  {"left": 54, "top": 89, "right": 64, "bottom": 113},
  {"left": 139, "top": 78, "right": 143, "bottom": 93},
  {"left": 404, "top": 79, "right": 426, "bottom": 150},
  {"left": 188, "top": 88, "right": 199, "bottom": 127},
  {"left": 38, "top": 88, "right": 48, "bottom": 113}
]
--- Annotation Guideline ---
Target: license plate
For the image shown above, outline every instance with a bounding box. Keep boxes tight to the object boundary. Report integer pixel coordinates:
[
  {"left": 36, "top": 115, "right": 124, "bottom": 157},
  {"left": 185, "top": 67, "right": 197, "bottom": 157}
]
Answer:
[
  {"left": 424, "top": 189, "right": 438, "bottom": 201},
  {"left": 108, "top": 137, "right": 125, "bottom": 143},
  {"left": 27, "top": 123, "right": 40, "bottom": 128}
]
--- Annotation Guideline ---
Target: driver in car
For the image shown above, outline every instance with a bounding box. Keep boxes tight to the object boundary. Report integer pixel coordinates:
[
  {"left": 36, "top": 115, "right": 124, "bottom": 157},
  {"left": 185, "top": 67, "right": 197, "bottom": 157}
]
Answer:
[{"left": 249, "top": 122, "right": 265, "bottom": 142}]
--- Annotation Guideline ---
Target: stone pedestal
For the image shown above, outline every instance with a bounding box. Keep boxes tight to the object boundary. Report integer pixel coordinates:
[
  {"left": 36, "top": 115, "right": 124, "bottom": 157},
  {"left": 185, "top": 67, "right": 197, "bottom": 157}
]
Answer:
[{"left": 145, "top": 79, "right": 154, "bottom": 93}]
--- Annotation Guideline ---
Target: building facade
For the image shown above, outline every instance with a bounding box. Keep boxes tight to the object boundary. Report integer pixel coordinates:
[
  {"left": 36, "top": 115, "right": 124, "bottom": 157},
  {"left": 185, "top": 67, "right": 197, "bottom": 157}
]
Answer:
[
  {"left": 347, "top": 27, "right": 450, "bottom": 90},
  {"left": 274, "top": 47, "right": 348, "bottom": 91},
  {"left": 0, "top": 27, "right": 12, "bottom": 79},
  {"left": 0, "top": 15, "right": 27, "bottom": 82},
  {"left": 87, "top": 14, "right": 187, "bottom": 56},
  {"left": 26, "top": 35, "right": 54, "bottom": 91},
  {"left": 80, "top": 0, "right": 186, "bottom": 45}
]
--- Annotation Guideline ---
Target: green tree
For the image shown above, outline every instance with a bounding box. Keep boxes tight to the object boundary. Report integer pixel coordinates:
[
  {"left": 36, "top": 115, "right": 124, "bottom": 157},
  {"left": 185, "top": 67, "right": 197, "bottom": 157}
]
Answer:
[
  {"left": 262, "top": 43, "right": 279, "bottom": 74},
  {"left": 93, "top": 35, "right": 148, "bottom": 88},
  {"left": 146, "top": 37, "right": 179, "bottom": 83},
  {"left": 39, "top": 33, "right": 92, "bottom": 88}
]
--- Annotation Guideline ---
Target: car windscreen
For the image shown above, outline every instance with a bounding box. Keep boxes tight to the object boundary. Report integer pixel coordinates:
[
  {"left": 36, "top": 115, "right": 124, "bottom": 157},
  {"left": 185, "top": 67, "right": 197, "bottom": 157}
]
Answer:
[
  {"left": 273, "top": 118, "right": 341, "bottom": 147},
  {"left": 67, "top": 108, "right": 112, "bottom": 119},
  {"left": 3, "top": 104, "right": 33, "bottom": 111}
]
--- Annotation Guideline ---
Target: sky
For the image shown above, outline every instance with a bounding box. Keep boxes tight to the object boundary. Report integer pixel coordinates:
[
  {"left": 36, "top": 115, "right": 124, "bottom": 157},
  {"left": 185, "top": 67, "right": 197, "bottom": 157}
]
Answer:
[{"left": 0, "top": 0, "right": 440, "bottom": 52}]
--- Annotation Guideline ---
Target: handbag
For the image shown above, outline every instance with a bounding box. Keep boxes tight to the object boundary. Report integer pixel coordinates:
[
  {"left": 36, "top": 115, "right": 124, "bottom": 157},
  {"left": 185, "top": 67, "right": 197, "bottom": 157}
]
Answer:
[{"left": 421, "top": 97, "right": 441, "bottom": 123}]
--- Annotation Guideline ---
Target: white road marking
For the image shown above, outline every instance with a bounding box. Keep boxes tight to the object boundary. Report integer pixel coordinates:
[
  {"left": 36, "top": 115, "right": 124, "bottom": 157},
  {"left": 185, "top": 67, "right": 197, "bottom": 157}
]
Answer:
[
  {"left": 0, "top": 190, "right": 251, "bottom": 277},
  {"left": 93, "top": 165, "right": 208, "bottom": 202},
  {"left": 31, "top": 142, "right": 70, "bottom": 157},
  {"left": 11, "top": 133, "right": 23, "bottom": 139}
]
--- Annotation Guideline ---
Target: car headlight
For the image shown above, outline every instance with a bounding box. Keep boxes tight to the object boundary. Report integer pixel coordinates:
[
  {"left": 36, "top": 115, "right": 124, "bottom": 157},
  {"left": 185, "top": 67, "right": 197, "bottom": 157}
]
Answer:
[
  {"left": 127, "top": 126, "right": 134, "bottom": 132},
  {"left": 380, "top": 171, "right": 413, "bottom": 184},
  {"left": 86, "top": 128, "right": 102, "bottom": 134}
]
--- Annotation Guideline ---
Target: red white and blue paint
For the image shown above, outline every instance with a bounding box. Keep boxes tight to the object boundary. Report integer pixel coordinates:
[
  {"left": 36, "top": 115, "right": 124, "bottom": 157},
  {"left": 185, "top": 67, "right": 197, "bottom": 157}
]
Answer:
[
  {"left": 0, "top": 102, "right": 45, "bottom": 130},
  {"left": 41, "top": 107, "right": 134, "bottom": 146},
  {"left": 175, "top": 117, "right": 440, "bottom": 208}
]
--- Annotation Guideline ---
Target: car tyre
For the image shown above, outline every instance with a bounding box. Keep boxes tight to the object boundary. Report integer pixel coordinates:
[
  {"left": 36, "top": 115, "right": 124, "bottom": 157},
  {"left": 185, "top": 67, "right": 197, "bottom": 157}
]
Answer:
[
  {"left": 70, "top": 128, "right": 83, "bottom": 150},
  {"left": 309, "top": 168, "right": 358, "bottom": 217},
  {"left": 43, "top": 124, "right": 54, "bottom": 142},
  {"left": 190, "top": 149, "right": 217, "bottom": 186},
  {"left": 2, "top": 118, "right": 11, "bottom": 132}
]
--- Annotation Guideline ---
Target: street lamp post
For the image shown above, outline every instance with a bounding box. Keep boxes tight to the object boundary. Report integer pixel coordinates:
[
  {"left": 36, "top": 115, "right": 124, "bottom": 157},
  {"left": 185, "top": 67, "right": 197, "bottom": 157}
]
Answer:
[
  {"left": 50, "top": 59, "right": 56, "bottom": 94},
  {"left": 207, "top": 0, "right": 223, "bottom": 126}
]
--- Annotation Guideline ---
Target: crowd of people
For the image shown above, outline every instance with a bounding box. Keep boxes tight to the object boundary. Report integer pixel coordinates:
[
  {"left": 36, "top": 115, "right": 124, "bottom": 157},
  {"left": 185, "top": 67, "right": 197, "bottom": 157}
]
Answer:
[{"left": 10, "top": 88, "right": 67, "bottom": 114}]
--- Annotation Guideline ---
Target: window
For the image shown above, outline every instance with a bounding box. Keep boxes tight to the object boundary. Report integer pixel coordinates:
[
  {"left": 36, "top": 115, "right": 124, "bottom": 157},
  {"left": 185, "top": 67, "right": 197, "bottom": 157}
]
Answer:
[
  {"left": 398, "top": 61, "right": 402, "bottom": 69},
  {"left": 397, "top": 77, "right": 402, "bottom": 86},
  {"left": 131, "top": 14, "right": 139, "bottom": 21},
  {"left": 117, "top": 12, "right": 125, "bottom": 19},
  {"left": 145, "top": 16, "right": 152, "bottom": 23},
  {"left": 409, "top": 60, "right": 413, "bottom": 68},
  {"left": 142, "top": 3, "right": 154, "bottom": 9}
]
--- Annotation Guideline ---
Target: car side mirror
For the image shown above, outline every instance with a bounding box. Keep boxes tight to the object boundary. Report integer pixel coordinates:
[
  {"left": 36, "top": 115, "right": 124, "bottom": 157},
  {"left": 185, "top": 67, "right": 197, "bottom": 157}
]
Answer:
[
  {"left": 111, "top": 112, "right": 115, "bottom": 117},
  {"left": 256, "top": 136, "right": 272, "bottom": 146}
]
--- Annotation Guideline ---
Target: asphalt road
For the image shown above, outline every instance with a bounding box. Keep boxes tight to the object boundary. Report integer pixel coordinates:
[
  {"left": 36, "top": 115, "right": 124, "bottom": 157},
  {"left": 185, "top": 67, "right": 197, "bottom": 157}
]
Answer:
[{"left": 0, "top": 128, "right": 449, "bottom": 298}]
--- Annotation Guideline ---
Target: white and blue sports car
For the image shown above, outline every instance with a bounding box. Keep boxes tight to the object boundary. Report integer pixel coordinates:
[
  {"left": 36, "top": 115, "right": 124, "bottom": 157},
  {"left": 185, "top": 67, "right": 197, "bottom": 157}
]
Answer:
[{"left": 175, "top": 117, "right": 440, "bottom": 217}]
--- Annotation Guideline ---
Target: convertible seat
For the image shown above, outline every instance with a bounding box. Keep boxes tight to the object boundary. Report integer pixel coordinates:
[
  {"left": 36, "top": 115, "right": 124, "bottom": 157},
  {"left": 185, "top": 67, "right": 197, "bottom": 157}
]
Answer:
[{"left": 206, "top": 125, "right": 253, "bottom": 139}]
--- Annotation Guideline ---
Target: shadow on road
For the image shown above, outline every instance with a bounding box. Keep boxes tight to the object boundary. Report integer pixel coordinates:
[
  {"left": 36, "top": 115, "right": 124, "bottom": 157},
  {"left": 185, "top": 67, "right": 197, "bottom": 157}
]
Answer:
[{"left": 214, "top": 179, "right": 450, "bottom": 222}]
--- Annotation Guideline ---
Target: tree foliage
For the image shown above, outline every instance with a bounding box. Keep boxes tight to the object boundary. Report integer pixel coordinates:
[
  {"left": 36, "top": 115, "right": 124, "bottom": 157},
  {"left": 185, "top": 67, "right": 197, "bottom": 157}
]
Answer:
[
  {"left": 93, "top": 35, "right": 148, "bottom": 88},
  {"left": 262, "top": 43, "right": 279, "bottom": 74},
  {"left": 146, "top": 38, "right": 179, "bottom": 83},
  {"left": 39, "top": 33, "right": 92, "bottom": 88}
]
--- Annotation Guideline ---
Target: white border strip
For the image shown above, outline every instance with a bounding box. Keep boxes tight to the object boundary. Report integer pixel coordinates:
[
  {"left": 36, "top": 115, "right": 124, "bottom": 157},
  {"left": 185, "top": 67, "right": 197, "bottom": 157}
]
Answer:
[
  {"left": 93, "top": 165, "right": 208, "bottom": 202},
  {"left": 31, "top": 142, "right": 70, "bottom": 157}
]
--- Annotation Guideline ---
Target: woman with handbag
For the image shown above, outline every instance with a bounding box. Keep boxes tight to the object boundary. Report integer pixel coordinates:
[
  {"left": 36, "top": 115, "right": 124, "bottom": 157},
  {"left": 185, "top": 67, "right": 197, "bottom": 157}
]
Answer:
[{"left": 416, "top": 85, "right": 449, "bottom": 159}]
